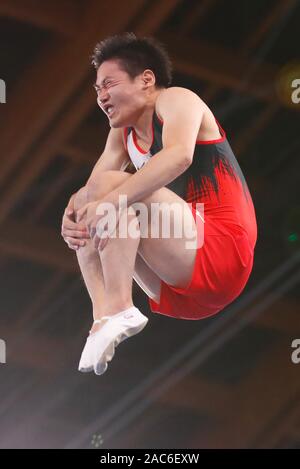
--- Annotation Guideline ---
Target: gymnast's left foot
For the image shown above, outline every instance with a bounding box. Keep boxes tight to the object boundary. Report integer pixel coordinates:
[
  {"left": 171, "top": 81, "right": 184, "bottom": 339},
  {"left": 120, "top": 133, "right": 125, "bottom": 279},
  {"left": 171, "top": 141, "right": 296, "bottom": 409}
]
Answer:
[{"left": 78, "top": 306, "right": 148, "bottom": 375}]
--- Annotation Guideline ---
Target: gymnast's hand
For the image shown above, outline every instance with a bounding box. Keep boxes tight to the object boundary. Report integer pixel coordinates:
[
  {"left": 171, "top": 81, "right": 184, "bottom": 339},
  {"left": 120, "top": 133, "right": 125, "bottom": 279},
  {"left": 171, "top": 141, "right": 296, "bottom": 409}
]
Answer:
[
  {"left": 76, "top": 198, "right": 121, "bottom": 251},
  {"left": 61, "top": 194, "right": 90, "bottom": 251}
]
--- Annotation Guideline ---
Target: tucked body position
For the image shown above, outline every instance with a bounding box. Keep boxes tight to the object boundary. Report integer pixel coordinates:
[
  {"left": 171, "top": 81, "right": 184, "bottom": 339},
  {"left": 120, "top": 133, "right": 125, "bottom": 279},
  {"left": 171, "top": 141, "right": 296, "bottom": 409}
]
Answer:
[{"left": 61, "top": 33, "right": 257, "bottom": 376}]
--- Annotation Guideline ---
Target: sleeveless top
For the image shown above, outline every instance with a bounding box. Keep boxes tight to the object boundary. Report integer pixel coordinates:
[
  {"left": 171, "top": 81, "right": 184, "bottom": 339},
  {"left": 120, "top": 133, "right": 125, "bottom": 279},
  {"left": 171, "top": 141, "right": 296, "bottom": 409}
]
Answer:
[{"left": 123, "top": 110, "right": 257, "bottom": 251}]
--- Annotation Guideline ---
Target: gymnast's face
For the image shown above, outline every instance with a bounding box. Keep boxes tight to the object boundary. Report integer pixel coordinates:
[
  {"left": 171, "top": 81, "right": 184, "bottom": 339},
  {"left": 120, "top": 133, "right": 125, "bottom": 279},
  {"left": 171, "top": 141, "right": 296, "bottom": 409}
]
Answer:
[{"left": 94, "top": 59, "right": 155, "bottom": 128}]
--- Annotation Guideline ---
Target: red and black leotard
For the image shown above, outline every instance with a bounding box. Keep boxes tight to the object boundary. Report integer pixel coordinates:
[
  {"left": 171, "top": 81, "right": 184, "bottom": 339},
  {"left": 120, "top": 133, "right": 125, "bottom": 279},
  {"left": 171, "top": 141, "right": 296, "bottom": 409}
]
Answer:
[{"left": 124, "top": 111, "right": 257, "bottom": 320}]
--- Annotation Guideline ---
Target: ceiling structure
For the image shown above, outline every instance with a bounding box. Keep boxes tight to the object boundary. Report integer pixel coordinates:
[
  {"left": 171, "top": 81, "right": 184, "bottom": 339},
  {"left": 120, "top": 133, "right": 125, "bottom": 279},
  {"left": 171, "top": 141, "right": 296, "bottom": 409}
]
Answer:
[{"left": 0, "top": 0, "right": 299, "bottom": 448}]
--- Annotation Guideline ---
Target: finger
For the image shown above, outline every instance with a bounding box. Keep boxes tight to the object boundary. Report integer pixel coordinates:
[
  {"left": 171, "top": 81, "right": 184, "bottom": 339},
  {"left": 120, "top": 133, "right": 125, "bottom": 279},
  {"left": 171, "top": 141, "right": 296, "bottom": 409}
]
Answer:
[
  {"left": 90, "top": 226, "right": 96, "bottom": 240},
  {"left": 62, "top": 229, "right": 90, "bottom": 239},
  {"left": 92, "top": 228, "right": 105, "bottom": 250},
  {"left": 76, "top": 203, "right": 89, "bottom": 222},
  {"left": 64, "top": 207, "right": 74, "bottom": 217},
  {"left": 65, "top": 237, "right": 87, "bottom": 248},
  {"left": 98, "top": 233, "right": 109, "bottom": 252},
  {"left": 64, "top": 208, "right": 76, "bottom": 223},
  {"left": 63, "top": 215, "right": 80, "bottom": 228},
  {"left": 65, "top": 237, "right": 82, "bottom": 249},
  {"left": 67, "top": 243, "right": 79, "bottom": 251},
  {"left": 99, "top": 238, "right": 108, "bottom": 252},
  {"left": 61, "top": 227, "right": 88, "bottom": 239},
  {"left": 91, "top": 223, "right": 105, "bottom": 241},
  {"left": 65, "top": 238, "right": 79, "bottom": 250},
  {"left": 62, "top": 218, "right": 88, "bottom": 232},
  {"left": 93, "top": 235, "right": 100, "bottom": 251},
  {"left": 93, "top": 219, "right": 108, "bottom": 241}
]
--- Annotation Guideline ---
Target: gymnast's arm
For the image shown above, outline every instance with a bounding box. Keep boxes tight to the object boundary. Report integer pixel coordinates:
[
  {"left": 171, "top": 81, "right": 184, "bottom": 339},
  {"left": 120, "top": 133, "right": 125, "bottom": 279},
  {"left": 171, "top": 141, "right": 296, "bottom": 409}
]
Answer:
[
  {"left": 68, "top": 127, "right": 130, "bottom": 207},
  {"left": 61, "top": 127, "right": 131, "bottom": 249},
  {"left": 87, "top": 127, "right": 131, "bottom": 181}
]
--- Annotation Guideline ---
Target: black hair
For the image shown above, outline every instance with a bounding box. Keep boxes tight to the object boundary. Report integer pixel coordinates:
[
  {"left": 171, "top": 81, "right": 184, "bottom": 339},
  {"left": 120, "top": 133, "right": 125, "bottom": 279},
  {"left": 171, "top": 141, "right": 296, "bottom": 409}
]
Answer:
[{"left": 91, "top": 32, "right": 172, "bottom": 88}]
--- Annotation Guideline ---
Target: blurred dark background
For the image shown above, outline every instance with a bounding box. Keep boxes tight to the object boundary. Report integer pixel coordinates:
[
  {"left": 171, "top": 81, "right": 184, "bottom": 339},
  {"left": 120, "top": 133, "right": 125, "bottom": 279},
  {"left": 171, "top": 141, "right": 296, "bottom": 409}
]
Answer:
[{"left": 0, "top": 0, "right": 299, "bottom": 449}]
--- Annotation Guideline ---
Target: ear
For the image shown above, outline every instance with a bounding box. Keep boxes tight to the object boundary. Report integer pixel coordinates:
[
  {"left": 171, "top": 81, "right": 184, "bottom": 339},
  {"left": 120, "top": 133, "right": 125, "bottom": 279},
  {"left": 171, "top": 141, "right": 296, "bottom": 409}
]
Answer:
[{"left": 142, "top": 69, "right": 156, "bottom": 88}]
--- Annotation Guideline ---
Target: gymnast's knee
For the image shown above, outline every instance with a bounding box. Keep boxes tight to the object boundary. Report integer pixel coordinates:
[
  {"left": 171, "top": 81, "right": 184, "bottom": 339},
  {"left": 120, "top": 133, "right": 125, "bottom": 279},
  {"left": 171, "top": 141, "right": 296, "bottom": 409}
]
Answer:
[
  {"left": 72, "top": 171, "right": 116, "bottom": 212},
  {"left": 86, "top": 170, "right": 130, "bottom": 203},
  {"left": 73, "top": 186, "right": 88, "bottom": 211}
]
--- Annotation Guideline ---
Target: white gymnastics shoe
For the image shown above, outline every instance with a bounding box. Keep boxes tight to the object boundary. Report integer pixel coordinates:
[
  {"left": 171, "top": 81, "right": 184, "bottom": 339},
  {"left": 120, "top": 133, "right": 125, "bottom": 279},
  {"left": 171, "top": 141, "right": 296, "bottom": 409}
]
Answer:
[{"left": 78, "top": 306, "right": 148, "bottom": 375}]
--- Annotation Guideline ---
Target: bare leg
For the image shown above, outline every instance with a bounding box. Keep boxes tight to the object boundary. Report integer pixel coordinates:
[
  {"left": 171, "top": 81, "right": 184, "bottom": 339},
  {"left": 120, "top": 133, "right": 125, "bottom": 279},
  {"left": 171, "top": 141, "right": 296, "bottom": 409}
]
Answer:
[
  {"left": 97, "top": 204, "right": 140, "bottom": 314},
  {"left": 73, "top": 165, "right": 198, "bottom": 334},
  {"left": 83, "top": 171, "right": 198, "bottom": 290},
  {"left": 73, "top": 181, "right": 141, "bottom": 335},
  {"left": 73, "top": 187, "right": 106, "bottom": 320}
]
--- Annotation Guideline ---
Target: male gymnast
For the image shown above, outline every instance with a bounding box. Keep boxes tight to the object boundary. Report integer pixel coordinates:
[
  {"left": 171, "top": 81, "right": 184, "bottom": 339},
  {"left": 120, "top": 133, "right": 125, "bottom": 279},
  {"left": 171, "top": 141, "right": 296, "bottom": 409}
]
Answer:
[{"left": 61, "top": 33, "right": 257, "bottom": 375}]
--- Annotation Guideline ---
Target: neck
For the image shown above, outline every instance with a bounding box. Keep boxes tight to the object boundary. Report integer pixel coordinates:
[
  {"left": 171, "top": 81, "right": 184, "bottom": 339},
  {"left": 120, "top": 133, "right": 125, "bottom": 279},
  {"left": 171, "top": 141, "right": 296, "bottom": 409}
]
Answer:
[{"left": 133, "top": 89, "right": 163, "bottom": 141}]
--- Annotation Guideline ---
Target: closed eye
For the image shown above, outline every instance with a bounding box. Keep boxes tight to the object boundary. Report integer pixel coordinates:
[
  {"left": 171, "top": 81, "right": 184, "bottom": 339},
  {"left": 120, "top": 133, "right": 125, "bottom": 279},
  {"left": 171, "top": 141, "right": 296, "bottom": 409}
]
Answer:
[{"left": 94, "top": 81, "right": 114, "bottom": 95}]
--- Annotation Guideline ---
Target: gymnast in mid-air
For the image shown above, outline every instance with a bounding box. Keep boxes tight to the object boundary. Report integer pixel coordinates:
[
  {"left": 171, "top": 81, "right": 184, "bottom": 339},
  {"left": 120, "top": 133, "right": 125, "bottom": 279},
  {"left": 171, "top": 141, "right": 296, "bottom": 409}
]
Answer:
[{"left": 61, "top": 32, "right": 257, "bottom": 375}]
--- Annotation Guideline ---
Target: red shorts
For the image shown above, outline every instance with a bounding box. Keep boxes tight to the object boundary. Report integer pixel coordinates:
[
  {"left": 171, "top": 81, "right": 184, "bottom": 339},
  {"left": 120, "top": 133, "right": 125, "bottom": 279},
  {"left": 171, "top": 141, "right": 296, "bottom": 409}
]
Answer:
[{"left": 148, "top": 206, "right": 255, "bottom": 320}]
